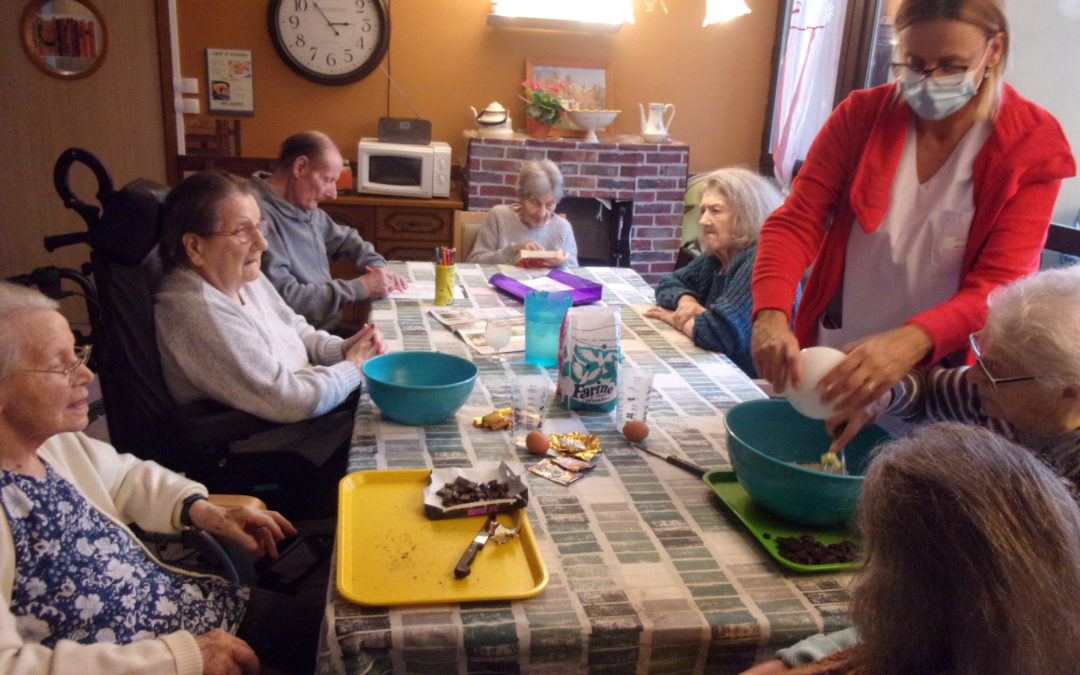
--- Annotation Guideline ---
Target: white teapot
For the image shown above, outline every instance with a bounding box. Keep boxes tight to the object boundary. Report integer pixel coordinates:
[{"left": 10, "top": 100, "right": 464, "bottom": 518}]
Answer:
[
  {"left": 639, "top": 102, "right": 676, "bottom": 142},
  {"left": 470, "top": 102, "right": 513, "bottom": 139}
]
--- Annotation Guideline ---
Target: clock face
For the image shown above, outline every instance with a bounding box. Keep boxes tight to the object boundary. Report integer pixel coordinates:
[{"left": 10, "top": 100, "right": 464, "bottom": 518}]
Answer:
[{"left": 269, "top": 0, "right": 389, "bottom": 85}]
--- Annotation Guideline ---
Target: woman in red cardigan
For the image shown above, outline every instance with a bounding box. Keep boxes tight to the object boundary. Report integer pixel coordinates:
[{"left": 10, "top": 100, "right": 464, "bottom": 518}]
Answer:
[{"left": 750, "top": 0, "right": 1074, "bottom": 419}]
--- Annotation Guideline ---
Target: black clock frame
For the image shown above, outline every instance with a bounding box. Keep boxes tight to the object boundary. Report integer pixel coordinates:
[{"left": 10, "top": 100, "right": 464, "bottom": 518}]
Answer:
[{"left": 268, "top": 0, "right": 390, "bottom": 86}]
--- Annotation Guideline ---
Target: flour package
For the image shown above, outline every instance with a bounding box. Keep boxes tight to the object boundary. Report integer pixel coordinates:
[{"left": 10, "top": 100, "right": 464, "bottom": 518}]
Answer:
[{"left": 557, "top": 306, "right": 621, "bottom": 411}]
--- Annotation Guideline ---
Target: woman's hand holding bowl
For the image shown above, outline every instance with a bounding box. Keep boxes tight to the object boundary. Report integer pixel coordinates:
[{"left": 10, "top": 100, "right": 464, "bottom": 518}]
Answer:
[
  {"left": 751, "top": 309, "right": 803, "bottom": 394},
  {"left": 818, "top": 324, "right": 932, "bottom": 413}
]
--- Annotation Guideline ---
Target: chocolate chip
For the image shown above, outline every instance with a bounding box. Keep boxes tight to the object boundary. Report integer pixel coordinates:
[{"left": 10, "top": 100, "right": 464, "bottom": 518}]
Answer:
[{"left": 775, "top": 535, "right": 859, "bottom": 565}]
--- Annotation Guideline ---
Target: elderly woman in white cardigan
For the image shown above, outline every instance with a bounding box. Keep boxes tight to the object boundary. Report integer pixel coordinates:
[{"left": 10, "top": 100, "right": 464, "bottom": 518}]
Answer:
[
  {"left": 153, "top": 171, "right": 385, "bottom": 473},
  {"left": 0, "top": 280, "right": 310, "bottom": 674}
]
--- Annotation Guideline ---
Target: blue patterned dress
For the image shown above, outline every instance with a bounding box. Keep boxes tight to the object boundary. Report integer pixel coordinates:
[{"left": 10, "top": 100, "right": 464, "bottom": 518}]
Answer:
[{"left": 0, "top": 465, "right": 248, "bottom": 647}]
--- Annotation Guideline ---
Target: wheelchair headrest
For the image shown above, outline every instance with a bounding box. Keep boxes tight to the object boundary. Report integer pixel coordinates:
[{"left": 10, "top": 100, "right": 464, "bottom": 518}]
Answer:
[{"left": 93, "top": 178, "right": 170, "bottom": 266}]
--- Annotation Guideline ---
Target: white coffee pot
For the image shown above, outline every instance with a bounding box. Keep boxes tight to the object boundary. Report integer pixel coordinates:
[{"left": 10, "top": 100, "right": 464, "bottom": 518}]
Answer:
[
  {"left": 470, "top": 102, "right": 513, "bottom": 138},
  {"left": 639, "top": 102, "right": 676, "bottom": 142}
]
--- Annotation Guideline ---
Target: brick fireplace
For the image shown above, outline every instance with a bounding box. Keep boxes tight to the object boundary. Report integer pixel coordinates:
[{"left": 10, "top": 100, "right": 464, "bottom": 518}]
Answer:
[{"left": 464, "top": 136, "right": 689, "bottom": 284}]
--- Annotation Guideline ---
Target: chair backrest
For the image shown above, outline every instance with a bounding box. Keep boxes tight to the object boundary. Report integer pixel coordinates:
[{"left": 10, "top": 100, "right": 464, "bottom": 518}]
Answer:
[
  {"left": 453, "top": 210, "right": 488, "bottom": 260},
  {"left": 85, "top": 178, "right": 180, "bottom": 461}
]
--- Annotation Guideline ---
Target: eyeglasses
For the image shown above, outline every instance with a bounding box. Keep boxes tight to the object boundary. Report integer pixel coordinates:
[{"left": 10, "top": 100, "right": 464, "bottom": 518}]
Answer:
[
  {"left": 209, "top": 218, "right": 268, "bottom": 245},
  {"left": 890, "top": 40, "right": 991, "bottom": 86},
  {"left": 14, "top": 345, "right": 92, "bottom": 386},
  {"left": 968, "top": 332, "right": 1036, "bottom": 389}
]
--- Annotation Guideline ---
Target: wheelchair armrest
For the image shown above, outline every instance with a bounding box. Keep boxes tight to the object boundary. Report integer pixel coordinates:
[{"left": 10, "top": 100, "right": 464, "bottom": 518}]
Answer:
[{"left": 208, "top": 494, "right": 267, "bottom": 511}]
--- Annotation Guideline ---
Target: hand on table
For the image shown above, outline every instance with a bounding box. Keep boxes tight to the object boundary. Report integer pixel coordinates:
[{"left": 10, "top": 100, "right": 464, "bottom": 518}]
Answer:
[
  {"left": 672, "top": 295, "right": 707, "bottom": 330},
  {"left": 643, "top": 305, "right": 697, "bottom": 339},
  {"left": 187, "top": 499, "right": 296, "bottom": 558},
  {"left": 751, "top": 309, "right": 802, "bottom": 394},
  {"left": 358, "top": 266, "right": 407, "bottom": 298},
  {"left": 343, "top": 323, "right": 386, "bottom": 369},
  {"left": 818, "top": 324, "right": 932, "bottom": 414},
  {"left": 196, "top": 629, "right": 259, "bottom": 675},
  {"left": 738, "top": 659, "right": 791, "bottom": 674},
  {"left": 542, "top": 250, "right": 570, "bottom": 267}
]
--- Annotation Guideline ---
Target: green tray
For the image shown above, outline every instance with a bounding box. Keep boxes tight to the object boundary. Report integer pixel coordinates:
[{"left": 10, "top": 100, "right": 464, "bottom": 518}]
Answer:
[{"left": 703, "top": 470, "right": 860, "bottom": 573}]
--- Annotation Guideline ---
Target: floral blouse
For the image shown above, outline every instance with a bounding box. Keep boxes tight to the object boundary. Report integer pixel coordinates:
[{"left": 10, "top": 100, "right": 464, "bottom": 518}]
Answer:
[{"left": 1, "top": 465, "right": 248, "bottom": 647}]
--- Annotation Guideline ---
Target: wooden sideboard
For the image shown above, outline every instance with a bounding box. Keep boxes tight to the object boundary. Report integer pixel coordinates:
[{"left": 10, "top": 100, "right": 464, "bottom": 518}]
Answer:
[{"left": 322, "top": 188, "right": 464, "bottom": 263}]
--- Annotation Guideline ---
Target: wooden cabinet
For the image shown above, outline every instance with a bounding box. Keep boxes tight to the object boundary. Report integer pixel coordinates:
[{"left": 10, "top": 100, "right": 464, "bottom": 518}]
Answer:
[{"left": 323, "top": 188, "right": 463, "bottom": 263}]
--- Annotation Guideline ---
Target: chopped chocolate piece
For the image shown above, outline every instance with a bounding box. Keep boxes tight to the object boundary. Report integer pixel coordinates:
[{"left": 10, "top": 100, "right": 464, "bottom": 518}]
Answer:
[
  {"left": 775, "top": 534, "right": 859, "bottom": 565},
  {"left": 439, "top": 479, "right": 514, "bottom": 507}
]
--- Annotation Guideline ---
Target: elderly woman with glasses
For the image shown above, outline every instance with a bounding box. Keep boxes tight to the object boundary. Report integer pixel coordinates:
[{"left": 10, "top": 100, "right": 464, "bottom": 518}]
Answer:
[
  {"left": 750, "top": 0, "right": 1074, "bottom": 425},
  {"left": 824, "top": 264, "right": 1080, "bottom": 487},
  {"left": 467, "top": 159, "right": 578, "bottom": 267},
  {"left": 742, "top": 423, "right": 1080, "bottom": 675},
  {"left": 644, "top": 167, "right": 786, "bottom": 377},
  {"left": 0, "top": 280, "right": 318, "bottom": 674},
  {"left": 154, "top": 171, "right": 384, "bottom": 472}
]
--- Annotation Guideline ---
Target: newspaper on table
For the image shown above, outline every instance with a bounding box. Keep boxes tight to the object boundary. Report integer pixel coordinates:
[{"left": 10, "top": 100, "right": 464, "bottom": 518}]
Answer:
[
  {"left": 385, "top": 280, "right": 466, "bottom": 301},
  {"left": 428, "top": 307, "right": 526, "bottom": 354}
]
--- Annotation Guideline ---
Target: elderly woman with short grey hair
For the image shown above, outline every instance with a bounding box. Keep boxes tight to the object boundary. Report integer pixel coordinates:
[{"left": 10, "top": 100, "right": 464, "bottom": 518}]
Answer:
[
  {"left": 645, "top": 167, "right": 786, "bottom": 377},
  {"left": 0, "top": 280, "right": 323, "bottom": 674},
  {"left": 467, "top": 159, "right": 578, "bottom": 266}
]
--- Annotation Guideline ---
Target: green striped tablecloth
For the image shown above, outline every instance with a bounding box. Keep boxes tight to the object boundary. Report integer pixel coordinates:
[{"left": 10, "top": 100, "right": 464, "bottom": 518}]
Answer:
[{"left": 317, "top": 262, "right": 853, "bottom": 674}]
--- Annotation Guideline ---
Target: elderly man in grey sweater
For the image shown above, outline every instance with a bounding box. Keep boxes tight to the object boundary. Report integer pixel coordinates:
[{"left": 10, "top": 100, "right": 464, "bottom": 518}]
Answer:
[{"left": 253, "top": 131, "right": 408, "bottom": 331}]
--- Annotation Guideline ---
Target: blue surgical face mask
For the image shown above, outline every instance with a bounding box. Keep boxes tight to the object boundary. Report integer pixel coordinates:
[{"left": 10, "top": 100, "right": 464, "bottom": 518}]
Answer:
[
  {"left": 900, "top": 70, "right": 980, "bottom": 120},
  {"left": 898, "top": 43, "right": 991, "bottom": 120}
]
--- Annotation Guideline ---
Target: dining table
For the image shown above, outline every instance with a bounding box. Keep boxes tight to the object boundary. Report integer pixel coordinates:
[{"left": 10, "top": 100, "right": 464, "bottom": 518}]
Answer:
[{"left": 315, "top": 261, "right": 854, "bottom": 674}]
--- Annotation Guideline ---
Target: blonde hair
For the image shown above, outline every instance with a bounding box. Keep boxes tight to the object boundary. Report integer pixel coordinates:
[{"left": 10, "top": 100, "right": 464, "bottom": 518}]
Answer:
[
  {"left": 852, "top": 423, "right": 1080, "bottom": 674},
  {"left": 701, "top": 167, "right": 784, "bottom": 251},
  {"left": 894, "top": 0, "right": 1009, "bottom": 119}
]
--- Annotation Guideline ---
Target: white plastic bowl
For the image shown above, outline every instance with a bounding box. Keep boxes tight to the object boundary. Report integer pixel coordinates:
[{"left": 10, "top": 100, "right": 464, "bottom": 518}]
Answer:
[{"left": 785, "top": 346, "right": 847, "bottom": 419}]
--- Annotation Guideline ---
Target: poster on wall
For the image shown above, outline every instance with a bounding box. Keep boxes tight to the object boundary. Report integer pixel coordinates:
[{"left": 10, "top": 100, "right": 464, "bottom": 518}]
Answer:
[{"left": 206, "top": 48, "right": 254, "bottom": 115}]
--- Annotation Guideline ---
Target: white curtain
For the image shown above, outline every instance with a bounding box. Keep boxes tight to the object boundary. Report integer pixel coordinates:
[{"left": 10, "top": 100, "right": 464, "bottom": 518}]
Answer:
[{"left": 772, "top": 0, "right": 850, "bottom": 189}]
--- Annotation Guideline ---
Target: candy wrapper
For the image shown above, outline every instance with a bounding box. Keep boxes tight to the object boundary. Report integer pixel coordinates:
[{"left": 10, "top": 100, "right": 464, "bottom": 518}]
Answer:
[
  {"left": 528, "top": 458, "right": 585, "bottom": 486},
  {"left": 548, "top": 432, "right": 602, "bottom": 460},
  {"left": 473, "top": 408, "right": 512, "bottom": 430},
  {"left": 557, "top": 306, "right": 621, "bottom": 411},
  {"left": 424, "top": 462, "right": 528, "bottom": 520},
  {"left": 551, "top": 455, "right": 596, "bottom": 473}
]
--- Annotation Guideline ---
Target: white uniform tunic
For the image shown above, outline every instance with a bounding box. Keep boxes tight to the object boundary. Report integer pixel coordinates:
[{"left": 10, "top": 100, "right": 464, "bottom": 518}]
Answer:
[{"left": 819, "top": 118, "right": 992, "bottom": 349}]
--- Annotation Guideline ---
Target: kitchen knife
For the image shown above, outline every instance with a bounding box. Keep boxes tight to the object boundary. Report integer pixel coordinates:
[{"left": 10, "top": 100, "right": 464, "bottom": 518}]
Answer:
[
  {"left": 454, "top": 514, "right": 499, "bottom": 579},
  {"left": 632, "top": 443, "right": 708, "bottom": 477}
]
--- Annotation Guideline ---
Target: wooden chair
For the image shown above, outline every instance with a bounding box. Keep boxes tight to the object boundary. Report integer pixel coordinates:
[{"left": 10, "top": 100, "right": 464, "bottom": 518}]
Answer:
[
  {"left": 183, "top": 117, "right": 242, "bottom": 156},
  {"left": 453, "top": 209, "right": 488, "bottom": 261}
]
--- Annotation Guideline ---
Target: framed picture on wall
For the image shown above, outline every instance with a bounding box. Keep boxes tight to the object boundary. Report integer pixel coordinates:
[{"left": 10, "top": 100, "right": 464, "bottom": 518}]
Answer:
[{"left": 525, "top": 58, "right": 612, "bottom": 137}]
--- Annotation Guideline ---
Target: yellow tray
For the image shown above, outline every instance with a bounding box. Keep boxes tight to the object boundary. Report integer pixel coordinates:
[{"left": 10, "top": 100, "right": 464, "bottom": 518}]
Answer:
[{"left": 336, "top": 469, "right": 549, "bottom": 606}]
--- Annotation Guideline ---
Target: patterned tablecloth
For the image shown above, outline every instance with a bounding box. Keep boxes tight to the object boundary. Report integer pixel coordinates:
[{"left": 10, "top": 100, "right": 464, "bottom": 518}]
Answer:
[{"left": 316, "top": 262, "right": 853, "bottom": 674}]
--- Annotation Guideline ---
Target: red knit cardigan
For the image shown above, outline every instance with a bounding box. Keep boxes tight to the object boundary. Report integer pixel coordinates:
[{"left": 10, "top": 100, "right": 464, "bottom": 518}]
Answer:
[{"left": 752, "top": 83, "right": 1075, "bottom": 365}]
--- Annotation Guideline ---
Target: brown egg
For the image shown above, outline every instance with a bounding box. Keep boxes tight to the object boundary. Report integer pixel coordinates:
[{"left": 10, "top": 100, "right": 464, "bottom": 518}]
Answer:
[
  {"left": 525, "top": 430, "right": 550, "bottom": 455},
  {"left": 622, "top": 420, "right": 650, "bottom": 443}
]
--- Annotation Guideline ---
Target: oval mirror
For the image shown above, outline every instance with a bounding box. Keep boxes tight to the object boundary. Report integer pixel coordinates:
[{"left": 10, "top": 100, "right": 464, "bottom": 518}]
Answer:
[{"left": 20, "top": 0, "right": 108, "bottom": 80}]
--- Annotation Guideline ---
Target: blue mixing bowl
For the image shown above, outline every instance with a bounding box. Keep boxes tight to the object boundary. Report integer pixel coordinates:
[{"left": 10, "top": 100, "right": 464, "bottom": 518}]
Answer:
[
  {"left": 725, "top": 398, "right": 893, "bottom": 526},
  {"left": 362, "top": 352, "right": 478, "bottom": 426}
]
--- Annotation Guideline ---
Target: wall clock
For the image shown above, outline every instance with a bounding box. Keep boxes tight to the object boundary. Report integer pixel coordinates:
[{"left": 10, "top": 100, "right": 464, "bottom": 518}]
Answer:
[{"left": 269, "top": 0, "right": 389, "bottom": 85}]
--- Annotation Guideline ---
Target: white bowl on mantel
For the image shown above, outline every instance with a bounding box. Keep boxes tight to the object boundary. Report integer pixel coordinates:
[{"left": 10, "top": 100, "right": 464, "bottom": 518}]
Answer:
[{"left": 565, "top": 109, "right": 620, "bottom": 143}]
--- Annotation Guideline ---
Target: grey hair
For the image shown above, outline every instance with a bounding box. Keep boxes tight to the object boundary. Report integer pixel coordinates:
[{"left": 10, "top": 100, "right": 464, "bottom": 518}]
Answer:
[
  {"left": 701, "top": 167, "right": 784, "bottom": 250},
  {"left": 984, "top": 264, "right": 1080, "bottom": 389},
  {"left": 516, "top": 160, "right": 564, "bottom": 202},
  {"left": 0, "top": 281, "right": 59, "bottom": 381},
  {"left": 852, "top": 422, "right": 1080, "bottom": 675}
]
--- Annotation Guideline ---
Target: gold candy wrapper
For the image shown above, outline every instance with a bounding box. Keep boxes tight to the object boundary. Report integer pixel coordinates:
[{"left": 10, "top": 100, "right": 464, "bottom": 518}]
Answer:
[
  {"left": 473, "top": 408, "right": 512, "bottom": 430},
  {"left": 548, "top": 432, "right": 602, "bottom": 460}
]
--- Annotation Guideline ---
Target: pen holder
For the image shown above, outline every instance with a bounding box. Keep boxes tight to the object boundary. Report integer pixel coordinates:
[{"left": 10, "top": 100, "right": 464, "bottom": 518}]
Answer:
[{"left": 434, "top": 264, "right": 456, "bottom": 306}]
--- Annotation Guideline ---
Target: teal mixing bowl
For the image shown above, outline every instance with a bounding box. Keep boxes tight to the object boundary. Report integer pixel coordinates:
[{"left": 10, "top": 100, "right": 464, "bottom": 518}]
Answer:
[
  {"left": 725, "top": 398, "right": 893, "bottom": 526},
  {"left": 362, "top": 352, "right": 478, "bottom": 426}
]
